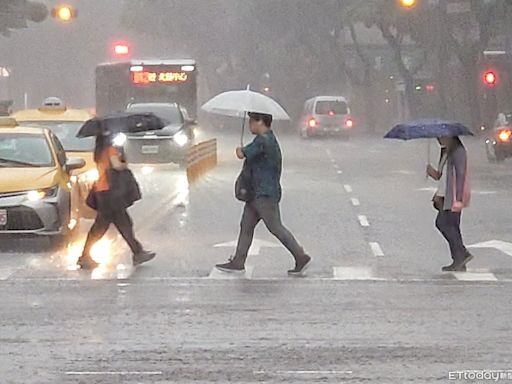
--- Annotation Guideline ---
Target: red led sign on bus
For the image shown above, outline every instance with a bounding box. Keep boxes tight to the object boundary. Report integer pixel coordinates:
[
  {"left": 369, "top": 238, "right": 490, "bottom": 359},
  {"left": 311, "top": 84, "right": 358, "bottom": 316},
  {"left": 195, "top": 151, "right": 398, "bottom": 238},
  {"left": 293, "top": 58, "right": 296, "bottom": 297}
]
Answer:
[{"left": 132, "top": 71, "right": 189, "bottom": 85}]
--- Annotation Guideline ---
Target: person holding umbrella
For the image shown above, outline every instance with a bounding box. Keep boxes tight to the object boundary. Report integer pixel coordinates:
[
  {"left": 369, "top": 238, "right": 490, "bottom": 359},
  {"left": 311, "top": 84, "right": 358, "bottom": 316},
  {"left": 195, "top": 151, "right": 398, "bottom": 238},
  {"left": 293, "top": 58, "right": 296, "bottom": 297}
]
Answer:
[
  {"left": 385, "top": 120, "right": 473, "bottom": 272},
  {"left": 215, "top": 112, "right": 311, "bottom": 275},
  {"left": 76, "top": 112, "right": 163, "bottom": 270},
  {"left": 427, "top": 136, "right": 472, "bottom": 272}
]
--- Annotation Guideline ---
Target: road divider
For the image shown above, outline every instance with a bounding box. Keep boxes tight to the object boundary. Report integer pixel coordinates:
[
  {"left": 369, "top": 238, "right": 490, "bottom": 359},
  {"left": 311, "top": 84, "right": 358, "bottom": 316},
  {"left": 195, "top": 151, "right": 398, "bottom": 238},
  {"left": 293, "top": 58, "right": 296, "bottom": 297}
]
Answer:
[{"left": 186, "top": 139, "right": 217, "bottom": 183}]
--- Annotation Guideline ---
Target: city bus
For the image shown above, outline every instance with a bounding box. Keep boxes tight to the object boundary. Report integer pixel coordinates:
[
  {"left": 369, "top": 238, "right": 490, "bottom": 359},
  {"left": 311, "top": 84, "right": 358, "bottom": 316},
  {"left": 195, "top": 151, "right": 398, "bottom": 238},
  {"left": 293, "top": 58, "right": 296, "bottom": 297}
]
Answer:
[{"left": 95, "top": 59, "right": 198, "bottom": 118}]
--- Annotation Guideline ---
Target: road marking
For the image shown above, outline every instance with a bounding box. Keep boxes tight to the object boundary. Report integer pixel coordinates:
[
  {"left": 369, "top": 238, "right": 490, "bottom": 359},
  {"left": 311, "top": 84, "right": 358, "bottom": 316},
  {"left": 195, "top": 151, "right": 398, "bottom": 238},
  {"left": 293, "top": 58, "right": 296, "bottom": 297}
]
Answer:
[
  {"left": 214, "top": 239, "right": 280, "bottom": 256},
  {"left": 333, "top": 267, "right": 379, "bottom": 280},
  {"left": 469, "top": 240, "right": 512, "bottom": 257},
  {"left": 336, "top": 170, "right": 343, "bottom": 174},
  {"left": 358, "top": 215, "right": 369, "bottom": 227},
  {"left": 351, "top": 198, "right": 360, "bottom": 206},
  {"left": 254, "top": 370, "right": 353, "bottom": 376},
  {"left": 65, "top": 371, "right": 163, "bottom": 376},
  {"left": 208, "top": 266, "right": 255, "bottom": 279},
  {"left": 416, "top": 187, "right": 497, "bottom": 195},
  {"left": 0, "top": 268, "right": 16, "bottom": 281},
  {"left": 344, "top": 184, "right": 353, "bottom": 193},
  {"left": 451, "top": 272, "right": 498, "bottom": 281},
  {"left": 369, "top": 242, "right": 384, "bottom": 257}
]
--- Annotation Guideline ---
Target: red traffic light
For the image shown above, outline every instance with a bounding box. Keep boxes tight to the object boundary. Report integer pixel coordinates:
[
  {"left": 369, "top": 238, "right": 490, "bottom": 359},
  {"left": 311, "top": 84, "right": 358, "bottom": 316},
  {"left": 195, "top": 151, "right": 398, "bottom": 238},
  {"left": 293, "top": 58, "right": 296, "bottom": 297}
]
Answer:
[
  {"left": 113, "top": 42, "right": 131, "bottom": 57},
  {"left": 483, "top": 70, "right": 497, "bottom": 86}
]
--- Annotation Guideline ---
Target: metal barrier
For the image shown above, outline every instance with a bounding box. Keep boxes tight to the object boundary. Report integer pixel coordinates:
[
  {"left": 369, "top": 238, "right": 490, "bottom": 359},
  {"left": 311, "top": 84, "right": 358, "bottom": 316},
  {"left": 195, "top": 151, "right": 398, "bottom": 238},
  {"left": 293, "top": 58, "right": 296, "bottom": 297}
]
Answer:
[{"left": 186, "top": 139, "right": 217, "bottom": 183}]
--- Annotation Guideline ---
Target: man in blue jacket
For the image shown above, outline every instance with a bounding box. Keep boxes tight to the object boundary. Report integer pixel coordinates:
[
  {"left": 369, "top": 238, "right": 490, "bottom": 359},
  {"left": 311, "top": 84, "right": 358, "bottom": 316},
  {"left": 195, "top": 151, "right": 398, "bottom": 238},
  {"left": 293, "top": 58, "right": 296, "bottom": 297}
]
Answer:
[{"left": 216, "top": 112, "right": 311, "bottom": 276}]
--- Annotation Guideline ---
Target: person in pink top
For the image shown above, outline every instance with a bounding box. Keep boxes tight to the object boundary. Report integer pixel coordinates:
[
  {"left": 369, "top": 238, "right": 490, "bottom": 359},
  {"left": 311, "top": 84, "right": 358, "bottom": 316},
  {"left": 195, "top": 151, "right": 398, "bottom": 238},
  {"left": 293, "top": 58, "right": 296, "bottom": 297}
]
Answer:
[{"left": 427, "top": 136, "right": 472, "bottom": 272}]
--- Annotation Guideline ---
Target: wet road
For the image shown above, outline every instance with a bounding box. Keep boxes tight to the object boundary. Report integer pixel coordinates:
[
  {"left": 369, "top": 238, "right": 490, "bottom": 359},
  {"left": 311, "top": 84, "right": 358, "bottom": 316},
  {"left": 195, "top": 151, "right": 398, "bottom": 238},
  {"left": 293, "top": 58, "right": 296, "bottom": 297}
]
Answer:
[{"left": 1, "top": 131, "right": 512, "bottom": 383}]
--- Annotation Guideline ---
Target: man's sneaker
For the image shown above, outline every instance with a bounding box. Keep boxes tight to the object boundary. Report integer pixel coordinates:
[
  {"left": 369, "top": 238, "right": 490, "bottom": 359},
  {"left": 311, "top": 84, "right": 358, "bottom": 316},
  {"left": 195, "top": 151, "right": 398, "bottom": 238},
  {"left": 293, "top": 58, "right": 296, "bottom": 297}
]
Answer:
[
  {"left": 216, "top": 258, "right": 245, "bottom": 273},
  {"left": 288, "top": 255, "right": 312, "bottom": 276},
  {"left": 133, "top": 250, "right": 156, "bottom": 266},
  {"left": 442, "top": 262, "right": 466, "bottom": 272},
  {"left": 462, "top": 251, "right": 474, "bottom": 266},
  {"left": 77, "top": 256, "right": 99, "bottom": 271}
]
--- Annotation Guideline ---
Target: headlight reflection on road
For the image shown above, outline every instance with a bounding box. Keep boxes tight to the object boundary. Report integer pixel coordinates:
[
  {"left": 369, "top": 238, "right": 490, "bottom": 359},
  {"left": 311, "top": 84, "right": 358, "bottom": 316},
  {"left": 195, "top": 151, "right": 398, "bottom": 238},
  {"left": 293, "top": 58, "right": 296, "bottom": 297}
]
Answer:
[{"left": 174, "top": 174, "right": 189, "bottom": 207}]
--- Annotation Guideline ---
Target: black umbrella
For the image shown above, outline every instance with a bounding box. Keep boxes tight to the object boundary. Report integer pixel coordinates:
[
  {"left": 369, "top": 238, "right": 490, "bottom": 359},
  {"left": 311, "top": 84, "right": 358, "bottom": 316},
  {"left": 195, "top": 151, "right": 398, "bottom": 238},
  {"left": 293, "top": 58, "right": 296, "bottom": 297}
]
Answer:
[{"left": 76, "top": 112, "right": 167, "bottom": 138}]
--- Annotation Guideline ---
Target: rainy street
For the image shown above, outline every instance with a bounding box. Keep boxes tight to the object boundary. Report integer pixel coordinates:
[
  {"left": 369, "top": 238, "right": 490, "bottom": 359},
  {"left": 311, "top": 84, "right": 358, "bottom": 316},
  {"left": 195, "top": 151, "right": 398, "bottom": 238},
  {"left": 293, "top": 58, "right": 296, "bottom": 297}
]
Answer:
[
  {"left": 3, "top": 0, "right": 512, "bottom": 383},
  {"left": 1, "top": 131, "right": 512, "bottom": 383}
]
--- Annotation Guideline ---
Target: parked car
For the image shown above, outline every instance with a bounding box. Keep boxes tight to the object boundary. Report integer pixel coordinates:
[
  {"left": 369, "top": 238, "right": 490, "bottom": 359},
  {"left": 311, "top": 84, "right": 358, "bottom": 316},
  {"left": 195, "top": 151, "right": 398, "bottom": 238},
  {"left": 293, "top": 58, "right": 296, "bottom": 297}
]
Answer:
[{"left": 485, "top": 112, "right": 512, "bottom": 163}]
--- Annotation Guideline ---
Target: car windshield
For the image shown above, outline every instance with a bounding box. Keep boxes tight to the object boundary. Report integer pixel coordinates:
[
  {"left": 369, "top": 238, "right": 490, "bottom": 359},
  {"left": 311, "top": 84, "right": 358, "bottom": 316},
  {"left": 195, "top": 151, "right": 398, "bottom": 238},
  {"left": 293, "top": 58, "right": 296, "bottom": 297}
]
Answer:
[
  {"left": 21, "top": 121, "right": 93, "bottom": 151},
  {"left": 127, "top": 105, "right": 183, "bottom": 125},
  {"left": 315, "top": 100, "right": 349, "bottom": 115},
  {"left": 0, "top": 134, "right": 54, "bottom": 167}
]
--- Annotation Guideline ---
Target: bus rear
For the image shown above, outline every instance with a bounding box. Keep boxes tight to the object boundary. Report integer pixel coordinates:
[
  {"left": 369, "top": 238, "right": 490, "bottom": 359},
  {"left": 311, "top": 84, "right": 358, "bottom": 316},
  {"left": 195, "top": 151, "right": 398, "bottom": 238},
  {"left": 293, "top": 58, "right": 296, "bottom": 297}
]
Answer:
[{"left": 95, "top": 60, "right": 198, "bottom": 118}]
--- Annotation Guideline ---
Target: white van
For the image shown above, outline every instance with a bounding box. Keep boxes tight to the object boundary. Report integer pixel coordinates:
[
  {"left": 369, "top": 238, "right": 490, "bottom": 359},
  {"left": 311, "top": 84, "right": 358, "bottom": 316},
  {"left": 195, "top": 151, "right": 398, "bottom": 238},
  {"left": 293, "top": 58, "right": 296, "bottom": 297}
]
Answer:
[{"left": 299, "top": 96, "right": 354, "bottom": 139}]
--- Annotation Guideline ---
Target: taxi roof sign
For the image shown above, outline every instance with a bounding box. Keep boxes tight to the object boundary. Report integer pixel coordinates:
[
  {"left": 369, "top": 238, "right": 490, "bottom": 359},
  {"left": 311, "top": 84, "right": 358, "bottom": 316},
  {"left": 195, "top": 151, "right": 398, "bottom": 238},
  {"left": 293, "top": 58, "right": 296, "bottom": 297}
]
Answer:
[
  {"left": 0, "top": 117, "right": 18, "bottom": 127},
  {"left": 38, "top": 97, "right": 67, "bottom": 112}
]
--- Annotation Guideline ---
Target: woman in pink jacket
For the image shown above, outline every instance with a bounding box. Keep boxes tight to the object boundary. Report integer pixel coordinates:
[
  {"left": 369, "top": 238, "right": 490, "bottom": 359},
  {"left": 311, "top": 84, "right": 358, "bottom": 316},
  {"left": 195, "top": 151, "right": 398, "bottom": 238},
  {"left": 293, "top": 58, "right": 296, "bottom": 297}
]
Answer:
[{"left": 427, "top": 136, "right": 472, "bottom": 272}]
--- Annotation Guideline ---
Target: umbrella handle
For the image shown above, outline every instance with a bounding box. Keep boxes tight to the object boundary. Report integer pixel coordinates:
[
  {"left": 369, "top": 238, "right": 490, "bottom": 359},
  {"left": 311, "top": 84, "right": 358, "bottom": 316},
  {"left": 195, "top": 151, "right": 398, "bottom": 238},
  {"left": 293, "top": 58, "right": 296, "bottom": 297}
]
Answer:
[{"left": 241, "top": 111, "right": 247, "bottom": 147}]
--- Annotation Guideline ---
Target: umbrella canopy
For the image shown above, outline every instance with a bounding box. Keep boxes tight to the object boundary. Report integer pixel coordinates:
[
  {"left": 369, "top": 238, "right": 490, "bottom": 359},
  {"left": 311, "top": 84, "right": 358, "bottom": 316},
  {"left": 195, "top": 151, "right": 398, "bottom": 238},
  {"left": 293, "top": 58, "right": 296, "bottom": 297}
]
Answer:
[
  {"left": 201, "top": 89, "right": 290, "bottom": 120},
  {"left": 384, "top": 119, "right": 474, "bottom": 140},
  {"left": 77, "top": 112, "right": 167, "bottom": 138}
]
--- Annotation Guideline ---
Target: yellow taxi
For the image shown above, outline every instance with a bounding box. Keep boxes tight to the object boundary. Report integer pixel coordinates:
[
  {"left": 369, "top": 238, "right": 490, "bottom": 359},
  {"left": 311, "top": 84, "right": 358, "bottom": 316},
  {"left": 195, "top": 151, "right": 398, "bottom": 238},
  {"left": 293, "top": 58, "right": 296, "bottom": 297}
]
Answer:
[
  {"left": 13, "top": 97, "right": 97, "bottom": 219},
  {"left": 0, "top": 117, "right": 85, "bottom": 247}
]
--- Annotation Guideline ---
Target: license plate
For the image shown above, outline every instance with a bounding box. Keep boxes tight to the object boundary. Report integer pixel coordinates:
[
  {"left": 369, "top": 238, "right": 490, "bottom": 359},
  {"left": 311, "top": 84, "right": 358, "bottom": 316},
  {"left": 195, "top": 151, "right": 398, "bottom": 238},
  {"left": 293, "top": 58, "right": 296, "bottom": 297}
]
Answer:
[
  {"left": 0, "top": 209, "right": 7, "bottom": 226},
  {"left": 141, "top": 145, "right": 159, "bottom": 154}
]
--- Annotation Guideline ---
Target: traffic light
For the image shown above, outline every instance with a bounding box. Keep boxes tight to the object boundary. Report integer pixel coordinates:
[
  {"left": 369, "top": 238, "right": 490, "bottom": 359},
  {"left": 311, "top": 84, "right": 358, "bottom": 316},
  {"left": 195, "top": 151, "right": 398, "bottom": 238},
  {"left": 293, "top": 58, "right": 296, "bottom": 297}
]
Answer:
[
  {"left": 113, "top": 42, "right": 131, "bottom": 58},
  {"left": 483, "top": 70, "right": 498, "bottom": 86},
  {"left": 51, "top": 4, "right": 77, "bottom": 22},
  {"left": 399, "top": 0, "right": 417, "bottom": 8}
]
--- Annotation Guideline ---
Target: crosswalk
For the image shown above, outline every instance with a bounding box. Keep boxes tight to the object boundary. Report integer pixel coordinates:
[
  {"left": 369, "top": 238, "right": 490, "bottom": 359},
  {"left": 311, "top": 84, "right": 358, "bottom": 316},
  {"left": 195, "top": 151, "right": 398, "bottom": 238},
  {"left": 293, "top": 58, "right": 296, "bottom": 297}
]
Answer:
[{"left": 1, "top": 264, "right": 510, "bottom": 283}]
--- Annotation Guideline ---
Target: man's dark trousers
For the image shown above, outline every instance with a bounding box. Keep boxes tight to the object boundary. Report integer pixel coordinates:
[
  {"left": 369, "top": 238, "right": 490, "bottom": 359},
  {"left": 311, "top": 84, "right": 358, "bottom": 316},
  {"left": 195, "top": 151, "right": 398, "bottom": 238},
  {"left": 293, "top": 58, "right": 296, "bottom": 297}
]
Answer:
[{"left": 233, "top": 197, "right": 304, "bottom": 264}]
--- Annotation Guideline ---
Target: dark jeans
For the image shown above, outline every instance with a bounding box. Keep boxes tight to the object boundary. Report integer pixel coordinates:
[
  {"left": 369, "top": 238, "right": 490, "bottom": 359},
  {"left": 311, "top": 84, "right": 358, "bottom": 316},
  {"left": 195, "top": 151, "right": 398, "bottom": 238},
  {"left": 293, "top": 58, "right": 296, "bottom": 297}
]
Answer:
[
  {"left": 435, "top": 210, "right": 467, "bottom": 262},
  {"left": 81, "top": 192, "right": 142, "bottom": 259},
  {"left": 233, "top": 198, "right": 305, "bottom": 264}
]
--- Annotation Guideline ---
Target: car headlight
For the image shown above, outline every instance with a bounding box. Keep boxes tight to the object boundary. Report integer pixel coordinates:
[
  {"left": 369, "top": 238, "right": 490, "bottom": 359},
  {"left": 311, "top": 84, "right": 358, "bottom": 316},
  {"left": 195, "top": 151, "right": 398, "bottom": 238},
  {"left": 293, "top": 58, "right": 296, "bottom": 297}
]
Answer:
[
  {"left": 173, "top": 131, "right": 189, "bottom": 147},
  {"left": 78, "top": 169, "right": 99, "bottom": 183},
  {"left": 113, "top": 133, "right": 127, "bottom": 147},
  {"left": 27, "top": 186, "right": 58, "bottom": 202}
]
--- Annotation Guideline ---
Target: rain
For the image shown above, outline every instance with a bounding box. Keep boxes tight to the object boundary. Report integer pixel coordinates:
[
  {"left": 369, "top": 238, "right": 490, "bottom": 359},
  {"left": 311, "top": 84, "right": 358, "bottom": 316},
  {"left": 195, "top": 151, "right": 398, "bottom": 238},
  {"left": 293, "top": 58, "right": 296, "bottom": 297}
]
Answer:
[{"left": 1, "top": 1, "right": 512, "bottom": 382}]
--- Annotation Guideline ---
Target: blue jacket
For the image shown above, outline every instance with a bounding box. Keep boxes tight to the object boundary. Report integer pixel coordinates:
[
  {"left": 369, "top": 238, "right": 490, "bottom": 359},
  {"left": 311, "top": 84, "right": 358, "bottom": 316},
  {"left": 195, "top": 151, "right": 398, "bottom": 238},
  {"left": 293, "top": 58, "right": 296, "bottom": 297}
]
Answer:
[{"left": 242, "top": 130, "right": 282, "bottom": 202}]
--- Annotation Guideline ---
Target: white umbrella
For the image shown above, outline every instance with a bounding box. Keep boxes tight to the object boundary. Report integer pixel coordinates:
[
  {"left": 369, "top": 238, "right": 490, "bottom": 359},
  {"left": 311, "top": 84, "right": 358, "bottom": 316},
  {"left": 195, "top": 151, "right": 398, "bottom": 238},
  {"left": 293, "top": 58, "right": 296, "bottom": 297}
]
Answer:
[{"left": 201, "top": 88, "right": 291, "bottom": 121}]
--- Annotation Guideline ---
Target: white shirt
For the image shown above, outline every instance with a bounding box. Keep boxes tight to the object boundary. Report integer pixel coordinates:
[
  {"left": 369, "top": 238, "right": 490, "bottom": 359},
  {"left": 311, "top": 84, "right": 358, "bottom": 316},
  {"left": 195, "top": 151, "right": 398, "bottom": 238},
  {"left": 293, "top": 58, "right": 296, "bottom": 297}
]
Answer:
[{"left": 436, "top": 153, "right": 448, "bottom": 197}]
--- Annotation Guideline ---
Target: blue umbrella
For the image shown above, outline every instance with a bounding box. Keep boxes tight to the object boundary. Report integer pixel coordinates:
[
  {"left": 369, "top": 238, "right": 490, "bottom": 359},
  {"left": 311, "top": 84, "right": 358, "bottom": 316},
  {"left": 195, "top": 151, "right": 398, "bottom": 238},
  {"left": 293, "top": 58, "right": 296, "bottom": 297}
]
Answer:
[{"left": 384, "top": 119, "right": 474, "bottom": 140}]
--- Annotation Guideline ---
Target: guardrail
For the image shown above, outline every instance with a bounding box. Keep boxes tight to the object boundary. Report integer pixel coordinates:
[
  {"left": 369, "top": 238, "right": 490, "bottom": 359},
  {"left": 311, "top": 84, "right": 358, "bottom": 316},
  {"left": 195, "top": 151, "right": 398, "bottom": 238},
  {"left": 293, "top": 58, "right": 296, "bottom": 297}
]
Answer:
[{"left": 186, "top": 139, "right": 217, "bottom": 183}]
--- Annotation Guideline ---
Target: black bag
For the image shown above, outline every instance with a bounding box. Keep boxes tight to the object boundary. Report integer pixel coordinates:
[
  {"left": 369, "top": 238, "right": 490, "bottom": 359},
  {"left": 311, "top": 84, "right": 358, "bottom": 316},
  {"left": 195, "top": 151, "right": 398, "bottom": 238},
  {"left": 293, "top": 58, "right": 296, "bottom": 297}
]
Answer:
[
  {"left": 86, "top": 188, "right": 97, "bottom": 210},
  {"left": 108, "top": 168, "right": 142, "bottom": 208},
  {"left": 235, "top": 160, "right": 253, "bottom": 202},
  {"left": 432, "top": 195, "right": 445, "bottom": 211}
]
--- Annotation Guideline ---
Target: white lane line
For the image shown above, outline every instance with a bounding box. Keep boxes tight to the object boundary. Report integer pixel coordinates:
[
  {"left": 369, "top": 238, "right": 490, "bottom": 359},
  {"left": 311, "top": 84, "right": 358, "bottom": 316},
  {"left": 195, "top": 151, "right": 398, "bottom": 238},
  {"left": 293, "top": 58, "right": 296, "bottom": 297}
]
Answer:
[
  {"left": 351, "top": 198, "right": 360, "bottom": 207},
  {"left": 358, "top": 215, "right": 370, "bottom": 227},
  {"left": 0, "top": 268, "right": 17, "bottom": 281},
  {"left": 451, "top": 272, "right": 498, "bottom": 281},
  {"left": 369, "top": 242, "right": 384, "bottom": 257},
  {"left": 333, "top": 267, "right": 379, "bottom": 281},
  {"left": 208, "top": 266, "right": 254, "bottom": 279},
  {"left": 65, "top": 371, "right": 163, "bottom": 376},
  {"left": 336, "top": 170, "right": 343, "bottom": 175},
  {"left": 344, "top": 184, "right": 353, "bottom": 193},
  {"left": 254, "top": 370, "right": 353, "bottom": 376}
]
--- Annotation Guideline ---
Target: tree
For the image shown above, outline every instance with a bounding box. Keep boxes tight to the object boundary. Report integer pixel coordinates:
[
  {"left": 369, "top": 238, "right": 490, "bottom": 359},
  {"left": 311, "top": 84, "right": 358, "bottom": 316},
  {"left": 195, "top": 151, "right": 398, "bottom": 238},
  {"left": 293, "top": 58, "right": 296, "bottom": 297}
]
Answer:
[{"left": 0, "top": 0, "right": 48, "bottom": 37}]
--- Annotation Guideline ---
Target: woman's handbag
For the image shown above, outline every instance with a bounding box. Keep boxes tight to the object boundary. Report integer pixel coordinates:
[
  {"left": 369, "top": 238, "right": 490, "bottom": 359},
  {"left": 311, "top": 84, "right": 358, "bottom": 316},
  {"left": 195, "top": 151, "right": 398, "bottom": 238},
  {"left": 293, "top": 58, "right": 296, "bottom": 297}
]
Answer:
[
  {"left": 85, "top": 188, "right": 97, "bottom": 210},
  {"left": 235, "top": 160, "right": 253, "bottom": 202},
  {"left": 432, "top": 195, "right": 445, "bottom": 211}
]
